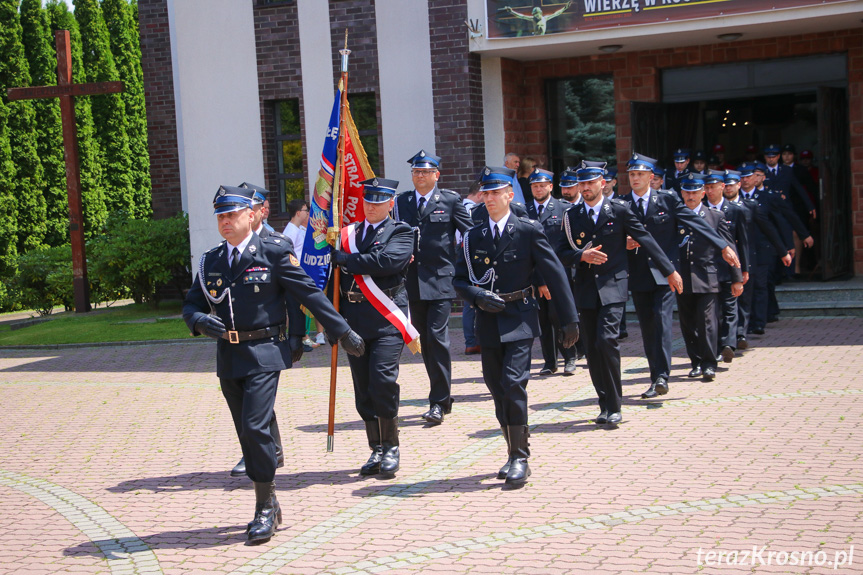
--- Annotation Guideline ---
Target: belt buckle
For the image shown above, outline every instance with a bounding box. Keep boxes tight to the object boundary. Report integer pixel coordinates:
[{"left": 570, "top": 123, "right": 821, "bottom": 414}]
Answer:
[{"left": 228, "top": 330, "right": 239, "bottom": 344}]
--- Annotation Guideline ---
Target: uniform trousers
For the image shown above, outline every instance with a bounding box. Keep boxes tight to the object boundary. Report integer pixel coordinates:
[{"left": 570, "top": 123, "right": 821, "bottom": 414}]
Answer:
[
  {"left": 537, "top": 296, "right": 576, "bottom": 369},
  {"left": 347, "top": 333, "right": 403, "bottom": 421},
  {"left": 767, "top": 259, "right": 781, "bottom": 319},
  {"left": 219, "top": 371, "right": 280, "bottom": 483},
  {"left": 749, "top": 261, "right": 770, "bottom": 331},
  {"left": 480, "top": 339, "right": 532, "bottom": 426},
  {"left": 579, "top": 303, "right": 625, "bottom": 414},
  {"left": 677, "top": 293, "right": 718, "bottom": 370},
  {"left": 631, "top": 287, "right": 675, "bottom": 381},
  {"left": 716, "top": 281, "right": 739, "bottom": 351},
  {"left": 737, "top": 274, "right": 755, "bottom": 338},
  {"left": 409, "top": 299, "right": 453, "bottom": 409},
  {"left": 462, "top": 302, "right": 477, "bottom": 348}
]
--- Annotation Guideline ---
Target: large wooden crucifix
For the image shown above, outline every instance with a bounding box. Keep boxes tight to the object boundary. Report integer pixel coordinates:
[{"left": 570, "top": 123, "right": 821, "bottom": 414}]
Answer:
[{"left": 7, "top": 30, "right": 123, "bottom": 313}]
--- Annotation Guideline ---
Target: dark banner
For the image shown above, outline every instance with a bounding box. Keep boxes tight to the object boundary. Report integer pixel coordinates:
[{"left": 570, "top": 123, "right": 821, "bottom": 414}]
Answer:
[{"left": 486, "top": 0, "right": 849, "bottom": 38}]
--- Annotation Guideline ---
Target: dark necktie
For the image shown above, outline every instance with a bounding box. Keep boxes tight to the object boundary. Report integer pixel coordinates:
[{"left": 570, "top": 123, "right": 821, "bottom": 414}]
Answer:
[
  {"left": 231, "top": 247, "right": 241, "bottom": 276},
  {"left": 417, "top": 196, "right": 426, "bottom": 215},
  {"left": 636, "top": 197, "right": 645, "bottom": 221},
  {"left": 588, "top": 208, "right": 596, "bottom": 225},
  {"left": 537, "top": 203, "right": 544, "bottom": 217},
  {"left": 493, "top": 225, "right": 501, "bottom": 247}
]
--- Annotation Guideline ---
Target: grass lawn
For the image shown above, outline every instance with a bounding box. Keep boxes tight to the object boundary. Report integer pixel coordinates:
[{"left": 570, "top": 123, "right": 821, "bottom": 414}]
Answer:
[{"left": 0, "top": 302, "right": 195, "bottom": 346}]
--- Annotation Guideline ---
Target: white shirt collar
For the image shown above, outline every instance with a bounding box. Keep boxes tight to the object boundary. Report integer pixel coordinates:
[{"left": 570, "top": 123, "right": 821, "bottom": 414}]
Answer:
[
  {"left": 227, "top": 231, "right": 254, "bottom": 262},
  {"left": 708, "top": 197, "right": 724, "bottom": 210},
  {"left": 489, "top": 210, "right": 511, "bottom": 235},
  {"left": 415, "top": 187, "right": 434, "bottom": 201},
  {"left": 584, "top": 195, "right": 604, "bottom": 216},
  {"left": 534, "top": 197, "right": 551, "bottom": 211}
]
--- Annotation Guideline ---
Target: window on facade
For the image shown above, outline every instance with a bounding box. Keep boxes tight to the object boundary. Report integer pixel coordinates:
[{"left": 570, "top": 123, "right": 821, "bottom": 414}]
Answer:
[
  {"left": 275, "top": 99, "right": 304, "bottom": 210},
  {"left": 546, "top": 75, "right": 616, "bottom": 184},
  {"left": 348, "top": 93, "right": 380, "bottom": 174}
]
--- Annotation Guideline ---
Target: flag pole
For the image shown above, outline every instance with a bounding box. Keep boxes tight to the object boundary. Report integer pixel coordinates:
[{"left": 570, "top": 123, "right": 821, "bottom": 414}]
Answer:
[{"left": 327, "top": 30, "right": 350, "bottom": 453}]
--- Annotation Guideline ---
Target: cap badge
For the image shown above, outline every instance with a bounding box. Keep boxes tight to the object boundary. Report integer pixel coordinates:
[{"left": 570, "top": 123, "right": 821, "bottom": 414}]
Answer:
[
  {"left": 633, "top": 154, "right": 639, "bottom": 160},
  {"left": 218, "top": 187, "right": 226, "bottom": 196},
  {"left": 372, "top": 178, "right": 379, "bottom": 187},
  {"left": 484, "top": 167, "right": 491, "bottom": 176}
]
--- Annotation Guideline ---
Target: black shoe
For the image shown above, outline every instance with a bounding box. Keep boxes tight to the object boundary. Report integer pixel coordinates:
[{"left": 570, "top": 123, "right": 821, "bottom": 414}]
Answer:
[
  {"left": 422, "top": 404, "right": 444, "bottom": 425},
  {"left": 702, "top": 367, "right": 716, "bottom": 381},
  {"left": 750, "top": 327, "right": 765, "bottom": 335},
  {"left": 504, "top": 425, "right": 531, "bottom": 487},
  {"left": 655, "top": 377, "right": 669, "bottom": 395},
  {"left": 378, "top": 417, "right": 400, "bottom": 478},
  {"left": 688, "top": 366, "right": 702, "bottom": 378},
  {"left": 619, "top": 331, "right": 629, "bottom": 340},
  {"left": 721, "top": 346, "right": 734, "bottom": 363},
  {"left": 595, "top": 411, "right": 608, "bottom": 424},
  {"left": 360, "top": 420, "right": 382, "bottom": 476},
  {"left": 539, "top": 365, "right": 557, "bottom": 376},
  {"left": 231, "top": 457, "right": 246, "bottom": 478},
  {"left": 737, "top": 337, "right": 749, "bottom": 350},
  {"left": 563, "top": 359, "right": 577, "bottom": 375},
  {"left": 248, "top": 481, "right": 281, "bottom": 543},
  {"left": 497, "top": 426, "right": 511, "bottom": 479},
  {"left": 606, "top": 412, "right": 622, "bottom": 424},
  {"left": 641, "top": 383, "right": 658, "bottom": 399}
]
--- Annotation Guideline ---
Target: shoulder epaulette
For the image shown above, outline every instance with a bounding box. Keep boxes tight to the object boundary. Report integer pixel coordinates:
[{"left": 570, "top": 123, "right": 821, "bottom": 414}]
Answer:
[
  {"left": 439, "top": 188, "right": 460, "bottom": 197},
  {"left": 205, "top": 241, "right": 225, "bottom": 254}
]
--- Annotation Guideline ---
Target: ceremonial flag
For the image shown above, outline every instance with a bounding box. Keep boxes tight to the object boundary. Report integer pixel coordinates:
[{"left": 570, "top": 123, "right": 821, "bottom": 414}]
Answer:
[{"left": 300, "top": 92, "right": 375, "bottom": 289}]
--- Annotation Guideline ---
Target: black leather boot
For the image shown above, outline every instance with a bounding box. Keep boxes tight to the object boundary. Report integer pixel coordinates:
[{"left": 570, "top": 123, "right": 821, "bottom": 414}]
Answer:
[
  {"left": 271, "top": 415, "right": 285, "bottom": 469},
  {"left": 248, "top": 481, "right": 281, "bottom": 543},
  {"left": 505, "top": 425, "right": 531, "bottom": 488},
  {"left": 361, "top": 419, "right": 383, "bottom": 476},
  {"left": 497, "top": 426, "right": 511, "bottom": 479},
  {"left": 378, "top": 417, "right": 400, "bottom": 478},
  {"left": 231, "top": 457, "right": 246, "bottom": 478}
]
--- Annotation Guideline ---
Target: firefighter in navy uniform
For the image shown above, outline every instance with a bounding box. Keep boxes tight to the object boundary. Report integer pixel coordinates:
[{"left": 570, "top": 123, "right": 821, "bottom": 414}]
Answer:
[
  {"left": 455, "top": 166, "right": 579, "bottom": 488},
  {"left": 330, "top": 178, "right": 414, "bottom": 479},
  {"left": 183, "top": 186, "right": 365, "bottom": 543},
  {"left": 676, "top": 174, "right": 743, "bottom": 382},
  {"left": 525, "top": 168, "right": 577, "bottom": 376},
  {"left": 394, "top": 150, "right": 473, "bottom": 426},
  {"left": 557, "top": 161, "right": 682, "bottom": 425}
]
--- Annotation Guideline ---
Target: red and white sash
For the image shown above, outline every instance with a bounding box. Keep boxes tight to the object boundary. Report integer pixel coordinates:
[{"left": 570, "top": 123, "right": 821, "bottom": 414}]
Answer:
[{"left": 340, "top": 223, "right": 421, "bottom": 354}]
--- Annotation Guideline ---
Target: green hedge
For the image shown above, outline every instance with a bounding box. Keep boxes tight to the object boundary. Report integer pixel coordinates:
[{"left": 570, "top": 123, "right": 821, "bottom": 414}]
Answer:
[{"left": 5, "top": 212, "right": 190, "bottom": 314}]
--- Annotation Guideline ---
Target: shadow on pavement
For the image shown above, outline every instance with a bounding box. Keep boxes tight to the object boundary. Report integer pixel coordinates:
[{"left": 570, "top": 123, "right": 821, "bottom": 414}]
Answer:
[
  {"left": 108, "top": 469, "right": 367, "bottom": 494},
  {"left": 64, "top": 527, "right": 249, "bottom": 556}
]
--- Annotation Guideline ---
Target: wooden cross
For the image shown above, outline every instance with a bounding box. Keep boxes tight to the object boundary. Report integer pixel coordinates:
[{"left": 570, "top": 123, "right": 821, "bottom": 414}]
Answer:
[{"left": 7, "top": 30, "right": 124, "bottom": 313}]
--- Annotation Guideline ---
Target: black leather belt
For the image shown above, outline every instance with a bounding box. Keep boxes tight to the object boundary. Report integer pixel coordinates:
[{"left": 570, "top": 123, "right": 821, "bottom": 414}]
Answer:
[
  {"left": 221, "top": 324, "right": 285, "bottom": 344},
  {"left": 497, "top": 287, "right": 534, "bottom": 303},
  {"left": 342, "top": 283, "right": 404, "bottom": 304}
]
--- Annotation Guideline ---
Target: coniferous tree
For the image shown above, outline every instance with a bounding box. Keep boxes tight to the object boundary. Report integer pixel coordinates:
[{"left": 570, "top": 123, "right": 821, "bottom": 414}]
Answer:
[
  {"left": 47, "top": 0, "right": 108, "bottom": 237},
  {"left": 0, "top": 99, "right": 19, "bottom": 299},
  {"left": 0, "top": 0, "right": 46, "bottom": 253},
  {"left": 103, "top": 0, "right": 151, "bottom": 218},
  {"left": 20, "top": 0, "right": 68, "bottom": 246},
  {"left": 74, "top": 0, "right": 134, "bottom": 217}
]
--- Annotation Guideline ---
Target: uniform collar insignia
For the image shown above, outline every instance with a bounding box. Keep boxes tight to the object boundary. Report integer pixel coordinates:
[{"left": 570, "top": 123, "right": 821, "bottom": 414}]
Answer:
[
  {"left": 481, "top": 228, "right": 488, "bottom": 236},
  {"left": 506, "top": 222, "right": 515, "bottom": 233},
  {"left": 434, "top": 194, "right": 440, "bottom": 201},
  {"left": 249, "top": 245, "right": 256, "bottom": 253}
]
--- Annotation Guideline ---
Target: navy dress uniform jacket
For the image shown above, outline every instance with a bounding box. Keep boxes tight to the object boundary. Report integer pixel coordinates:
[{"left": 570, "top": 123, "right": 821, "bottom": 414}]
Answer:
[
  {"left": 557, "top": 198, "right": 675, "bottom": 309},
  {"left": 712, "top": 201, "right": 750, "bottom": 279},
  {"left": 623, "top": 190, "right": 730, "bottom": 291},
  {"left": 183, "top": 232, "right": 350, "bottom": 379},
  {"left": 526, "top": 198, "right": 567, "bottom": 285},
  {"left": 763, "top": 164, "right": 814, "bottom": 213},
  {"left": 337, "top": 219, "right": 414, "bottom": 341},
  {"left": 740, "top": 196, "right": 788, "bottom": 265},
  {"left": 454, "top": 216, "right": 578, "bottom": 345},
  {"left": 677, "top": 208, "right": 743, "bottom": 293},
  {"left": 394, "top": 186, "right": 473, "bottom": 300}
]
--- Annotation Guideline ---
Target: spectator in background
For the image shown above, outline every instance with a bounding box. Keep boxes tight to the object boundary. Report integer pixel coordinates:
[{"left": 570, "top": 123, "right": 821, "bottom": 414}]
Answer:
[
  {"left": 712, "top": 144, "right": 735, "bottom": 170},
  {"left": 799, "top": 149, "right": 820, "bottom": 187},
  {"left": 504, "top": 152, "right": 527, "bottom": 204},
  {"left": 261, "top": 200, "right": 275, "bottom": 233},
  {"left": 517, "top": 156, "right": 537, "bottom": 202},
  {"left": 282, "top": 199, "right": 309, "bottom": 260},
  {"left": 743, "top": 144, "right": 759, "bottom": 164}
]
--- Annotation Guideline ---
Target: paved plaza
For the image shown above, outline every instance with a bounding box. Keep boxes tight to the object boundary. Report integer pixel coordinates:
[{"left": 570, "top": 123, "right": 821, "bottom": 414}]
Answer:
[{"left": 0, "top": 316, "right": 861, "bottom": 574}]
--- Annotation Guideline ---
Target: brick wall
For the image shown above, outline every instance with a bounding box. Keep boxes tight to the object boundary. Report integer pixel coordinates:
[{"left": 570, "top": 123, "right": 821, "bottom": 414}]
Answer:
[
  {"left": 429, "top": 0, "right": 485, "bottom": 194},
  {"left": 138, "top": 0, "right": 181, "bottom": 219},
  {"left": 502, "top": 28, "right": 863, "bottom": 273}
]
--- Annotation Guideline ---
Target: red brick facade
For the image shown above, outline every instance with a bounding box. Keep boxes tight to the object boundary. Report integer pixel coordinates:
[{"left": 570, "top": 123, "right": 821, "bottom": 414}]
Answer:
[
  {"left": 501, "top": 28, "right": 863, "bottom": 273},
  {"left": 137, "top": 0, "right": 181, "bottom": 220}
]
